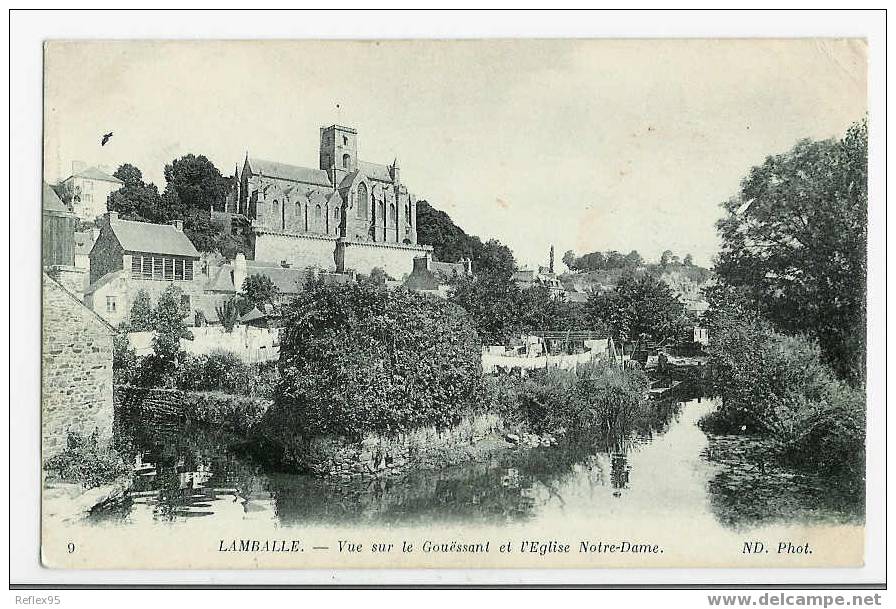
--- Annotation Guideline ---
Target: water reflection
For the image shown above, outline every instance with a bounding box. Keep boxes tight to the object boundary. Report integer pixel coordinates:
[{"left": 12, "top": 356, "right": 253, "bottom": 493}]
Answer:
[{"left": 105, "top": 394, "right": 862, "bottom": 530}]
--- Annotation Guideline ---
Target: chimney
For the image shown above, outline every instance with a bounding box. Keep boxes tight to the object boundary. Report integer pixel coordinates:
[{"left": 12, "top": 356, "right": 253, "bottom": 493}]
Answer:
[
  {"left": 233, "top": 253, "right": 247, "bottom": 292},
  {"left": 72, "top": 160, "right": 86, "bottom": 175},
  {"left": 170, "top": 219, "right": 183, "bottom": 231}
]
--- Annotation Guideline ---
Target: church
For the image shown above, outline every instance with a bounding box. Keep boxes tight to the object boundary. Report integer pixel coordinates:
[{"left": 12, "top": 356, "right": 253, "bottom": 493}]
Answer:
[{"left": 224, "top": 124, "right": 433, "bottom": 279}]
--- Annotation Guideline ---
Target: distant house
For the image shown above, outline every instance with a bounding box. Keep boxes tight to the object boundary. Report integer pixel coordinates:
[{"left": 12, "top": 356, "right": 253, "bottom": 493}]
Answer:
[
  {"left": 59, "top": 162, "right": 123, "bottom": 221},
  {"left": 514, "top": 267, "right": 566, "bottom": 300},
  {"left": 84, "top": 211, "right": 202, "bottom": 325},
  {"left": 402, "top": 253, "right": 471, "bottom": 297}
]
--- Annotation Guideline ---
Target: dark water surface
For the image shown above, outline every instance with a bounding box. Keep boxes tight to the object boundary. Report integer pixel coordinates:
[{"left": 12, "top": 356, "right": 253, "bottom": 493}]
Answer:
[{"left": 99, "top": 397, "right": 864, "bottom": 531}]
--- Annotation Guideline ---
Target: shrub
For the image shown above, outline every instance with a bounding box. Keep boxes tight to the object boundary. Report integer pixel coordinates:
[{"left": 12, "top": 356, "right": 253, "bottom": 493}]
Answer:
[
  {"left": 44, "top": 431, "right": 131, "bottom": 489},
  {"left": 269, "top": 282, "right": 483, "bottom": 441}
]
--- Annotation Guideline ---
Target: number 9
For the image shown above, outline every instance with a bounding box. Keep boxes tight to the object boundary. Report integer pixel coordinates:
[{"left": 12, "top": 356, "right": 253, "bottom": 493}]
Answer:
[{"left": 67, "top": 542, "right": 76, "bottom": 554}]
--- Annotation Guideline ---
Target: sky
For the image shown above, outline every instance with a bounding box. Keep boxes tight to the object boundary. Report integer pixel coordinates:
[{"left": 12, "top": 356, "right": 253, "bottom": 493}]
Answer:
[{"left": 44, "top": 39, "right": 866, "bottom": 269}]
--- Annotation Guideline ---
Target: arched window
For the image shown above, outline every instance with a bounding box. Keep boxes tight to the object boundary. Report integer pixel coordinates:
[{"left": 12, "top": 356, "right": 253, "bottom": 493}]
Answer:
[
  {"left": 295, "top": 201, "right": 302, "bottom": 217},
  {"left": 389, "top": 203, "right": 396, "bottom": 224},
  {"left": 333, "top": 206, "right": 340, "bottom": 219},
  {"left": 272, "top": 199, "right": 279, "bottom": 213},
  {"left": 342, "top": 154, "right": 350, "bottom": 168},
  {"left": 378, "top": 200, "right": 386, "bottom": 225},
  {"left": 315, "top": 204, "right": 322, "bottom": 222},
  {"left": 343, "top": 135, "right": 348, "bottom": 146},
  {"left": 356, "top": 183, "right": 368, "bottom": 218}
]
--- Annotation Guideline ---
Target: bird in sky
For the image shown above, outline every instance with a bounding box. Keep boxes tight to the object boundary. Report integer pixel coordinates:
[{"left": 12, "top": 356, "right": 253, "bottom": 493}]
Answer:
[{"left": 100, "top": 132, "right": 113, "bottom": 146}]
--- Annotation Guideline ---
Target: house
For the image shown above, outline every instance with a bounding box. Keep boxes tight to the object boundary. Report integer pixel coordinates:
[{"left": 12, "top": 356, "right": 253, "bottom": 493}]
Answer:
[
  {"left": 402, "top": 253, "right": 471, "bottom": 297},
  {"left": 59, "top": 162, "right": 123, "bottom": 221},
  {"left": 513, "top": 267, "right": 567, "bottom": 300},
  {"left": 84, "top": 211, "right": 202, "bottom": 325},
  {"left": 42, "top": 182, "right": 88, "bottom": 296},
  {"left": 42, "top": 273, "right": 114, "bottom": 461}
]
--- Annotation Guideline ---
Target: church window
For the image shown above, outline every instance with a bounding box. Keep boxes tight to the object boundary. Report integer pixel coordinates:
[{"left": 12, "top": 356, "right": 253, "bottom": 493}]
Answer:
[
  {"left": 357, "top": 183, "right": 368, "bottom": 218},
  {"left": 343, "top": 135, "right": 348, "bottom": 145},
  {"left": 272, "top": 199, "right": 279, "bottom": 213},
  {"left": 378, "top": 200, "right": 386, "bottom": 225},
  {"left": 389, "top": 203, "right": 396, "bottom": 224},
  {"left": 333, "top": 206, "right": 340, "bottom": 219},
  {"left": 315, "top": 204, "right": 322, "bottom": 221},
  {"left": 342, "top": 154, "right": 350, "bottom": 168}
]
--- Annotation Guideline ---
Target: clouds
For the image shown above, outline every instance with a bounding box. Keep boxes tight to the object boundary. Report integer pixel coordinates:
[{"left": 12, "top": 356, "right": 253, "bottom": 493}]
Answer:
[{"left": 44, "top": 39, "right": 866, "bottom": 268}]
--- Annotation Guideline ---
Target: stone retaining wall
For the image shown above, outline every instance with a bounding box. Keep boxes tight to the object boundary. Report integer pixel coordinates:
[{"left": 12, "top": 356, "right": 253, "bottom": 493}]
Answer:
[{"left": 303, "top": 413, "right": 503, "bottom": 480}]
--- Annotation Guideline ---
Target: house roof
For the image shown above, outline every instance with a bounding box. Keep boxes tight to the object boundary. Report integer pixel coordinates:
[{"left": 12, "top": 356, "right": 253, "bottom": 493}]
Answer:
[
  {"left": 239, "top": 307, "right": 267, "bottom": 323},
  {"left": 403, "top": 266, "right": 440, "bottom": 292},
  {"left": 84, "top": 269, "right": 127, "bottom": 296},
  {"left": 42, "top": 183, "right": 72, "bottom": 215},
  {"left": 247, "top": 158, "right": 332, "bottom": 187},
  {"left": 108, "top": 218, "right": 200, "bottom": 258},
  {"left": 245, "top": 263, "right": 306, "bottom": 295},
  {"left": 206, "top": 263, "right": 236, "bottom": 292},
  {"left": 66, "top": 166, "right": 123, "bottom": 184},
  {"left": 45, "top": 273, "right": 115, "bottom": 333}
]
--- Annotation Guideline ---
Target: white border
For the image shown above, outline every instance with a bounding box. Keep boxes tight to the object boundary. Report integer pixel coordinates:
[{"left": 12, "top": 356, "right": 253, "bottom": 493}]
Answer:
[{"left": 7, "top": 8, "right": 887, "bottom": 587}]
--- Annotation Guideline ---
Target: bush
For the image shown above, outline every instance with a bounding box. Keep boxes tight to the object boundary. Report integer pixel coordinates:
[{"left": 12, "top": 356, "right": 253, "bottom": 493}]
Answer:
[
  {"left": 175, "top": 351, "right": 278, "bottom": 397},
  {"left": 702, "top": 293, "right": 866, "bottom": 477},
  {"left": 482, "top": 361, "right": 649, "bottom": 435},
  {"left": 269, "top": 282, "right": 483, "bottom": 441},
  {"left": 44, "top": 431, "right": 131, "bottom": 489}
]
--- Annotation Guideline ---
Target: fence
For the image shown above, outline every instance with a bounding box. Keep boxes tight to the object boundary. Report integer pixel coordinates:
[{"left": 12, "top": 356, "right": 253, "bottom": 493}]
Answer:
[{"left": 129, "top": 325, "right": 280, "bottom": 364}]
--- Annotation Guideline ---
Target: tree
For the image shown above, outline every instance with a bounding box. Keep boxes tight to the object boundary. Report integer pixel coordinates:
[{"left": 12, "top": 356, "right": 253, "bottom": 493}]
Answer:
[
  {"left": 271, "top": 282, "right": 482, "bottom": 445},
  {"left": 683, "top": 253, "right": 694, "bottom": 266},
  {"left": 242, "top": 274, "right": 280, "bottom": 309},
  {"left": 714, "top": 118, "right": 867, "bottom": 384},
  {"left": 414, "top": 200, "right": 484, "bottom": 263},
  {"left": 128, "top": 289, "right": 154, "bottom": 332},
  {"left": 623, "top": 250, "right": 643, "bottom": 268},
  {"left": 562, "top": 250, "right": 577, "bottom": 271},
  {"left": 586, "top": 272, "right": 684, "bottom": 347},
  {"left": 107, "top": 164, "right": 165, "bottom": 222},
  {"left": 162, "top": 154, "right": 229, "bottom": 213},
  {"left": 660, "top": 250, "right": 674, "bottom": 267},
  {"left": 475, "top": 239, "right": 516, "bottom": 276},
  {"left": 151, "top": 284, "right": 192, "bottom": 367}
]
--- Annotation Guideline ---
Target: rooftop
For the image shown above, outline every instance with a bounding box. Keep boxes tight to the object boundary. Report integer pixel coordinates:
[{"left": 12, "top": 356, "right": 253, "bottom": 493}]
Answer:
[
  {"left": 247, "top": 157, "right": 332, "bottom": 187},
  {"left": 107, "top": 217, "right": 200, "bottom": 258},
  {"left": 65, "top": 166, "right": 123, "bottom": 184}
]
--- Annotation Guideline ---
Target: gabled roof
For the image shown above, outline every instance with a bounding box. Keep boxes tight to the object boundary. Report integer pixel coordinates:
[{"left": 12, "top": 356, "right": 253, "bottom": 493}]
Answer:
[
  {"left": 84, "top": 269, "right": 127, "bottom": 296},
  {"left": 107, "top": 218, "right": 200, "bottom": 258},
  {"left": 206, "top": 263, "right": 236, "bottom": 292},
  {"left": 358, "top": 161, "right": 394, "bottom": 184},
  {"left": 42, "top": 183, "right": 72, "bottom": 215},
  {"left": 245, "top": 263, "right": 306, "bottom": 295},
  {"left": 247, "top": 158, "right": 332, "bottom": 187},
  {"left": 45, "top": 272, "right": 115, "bottom": 333},
  {"left": 66, "top": 166, "right": 123, "bottom": 184},
  {"left": 239, "top": 307, "right": 266, "bottom": 323}
]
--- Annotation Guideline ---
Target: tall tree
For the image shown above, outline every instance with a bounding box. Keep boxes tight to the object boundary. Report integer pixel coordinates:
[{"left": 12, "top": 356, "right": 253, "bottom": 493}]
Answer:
[
  {"left": 241, "top": 274, "right": 280, "bottom": 310},
  {"left": 586, "top": 272, "right": 684, "bottom": 347},
  {"left": 715, "top": 119, "right": 867, "bottom": 384},
  {"left": 414, "top": 200, "right": 483, "bottom": 263},
  {"left": 107, "top": 164, "right": 164, "bottom": 222},
  {"left": 162, "top": 154, "right": 229, "bottom": 212}
]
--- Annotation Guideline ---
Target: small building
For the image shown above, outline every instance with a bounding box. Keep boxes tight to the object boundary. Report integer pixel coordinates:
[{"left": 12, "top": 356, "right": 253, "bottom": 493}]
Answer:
[
  {"left": 59, "top": 162, "right": 123, "bottom": 222},
  {"left": 514, "top": 267, "right": 567, "bottom": 300},
  {"left": 402, "top": 253, "right": 471, "bottom": 297},
  {"left": 42, "top": 273, "right": 115, "bottom": 461},
  {"left": 693, "top": 326, "right": 709, "bottom": 346},
  {"left": 42, "top": 182, "right": 88, "bottom": 296},
  {"left": 85, "top": 211, "right": 202, "bottom": 325}
]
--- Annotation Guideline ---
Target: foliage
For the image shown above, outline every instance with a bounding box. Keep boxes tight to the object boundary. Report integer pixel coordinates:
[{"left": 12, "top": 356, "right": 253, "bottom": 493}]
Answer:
[
  {"left": 482, "top": 361, "right": 648, "bottom": 435},
  {"left": 151, "top": 284, "right": 193, "bottom": 368},
  {"left": 107, "top": 164, "right": 165, "bottom": 222},
  {"left": 270, "top": 282, "right": 483, "bottom": 441},
  {"left": 714, "top": 119, "right": 867, "bottom": 384},
  {"left": 175, "top": 351, "right": 278, "bottom": 399},
  {"left": 215, "top": 295, "right": 250, "bottom": 332},
  {"left": 585, "top": 271, "right": 685, "bottom": 345},
  {"left": 449, "top": 267, "right": 522, "bottom": 345},
  {"left": 162, "top": 154, "right": 230, "bottom": 212},
  {"left": 241, "top": 274, "right": 280, "bottom": 310},
  {"left": 564, "top": 249, "right": 643, "bottom": 272},
  {"left": 415, "top": 200, "right": 484, "bottom": 264},
  {"left": 112, "top": 322, "right": 140, "bottom": 385},
  {"left": 44, "top": 431, "right": 131, "bottom": 489},
  {"left": 128, "top": 289, "right": 154, "bottom": 332},
  {"left": 701, "top": 288, "right": 865, "bottom": 477}
]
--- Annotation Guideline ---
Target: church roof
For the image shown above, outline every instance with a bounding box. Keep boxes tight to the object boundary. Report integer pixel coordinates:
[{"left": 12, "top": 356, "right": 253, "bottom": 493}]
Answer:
[
  {"left": 358, "top": 161, "right": 394, "bottom": 183},
  {"left": 247, "top": 158, "right": 332, "bottom": 187},
  {"left": 107, "top": 218, "right": 201, "bottom": 258}
]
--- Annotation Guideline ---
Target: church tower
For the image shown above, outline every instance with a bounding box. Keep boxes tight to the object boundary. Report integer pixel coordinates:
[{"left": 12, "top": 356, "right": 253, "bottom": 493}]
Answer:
[{"left": 320, "top": 125, "right": 358, "bottom": 185}]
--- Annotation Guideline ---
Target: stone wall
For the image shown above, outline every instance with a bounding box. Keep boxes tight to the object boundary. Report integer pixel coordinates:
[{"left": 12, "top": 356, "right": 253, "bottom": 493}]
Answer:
[
  {"left": 42, "top": 275, "right": 114, "bottom": 462},
  {"left": 303, "top": 413, "right": 503, "bottom": 480},
  {"left": 337, "top": 238, "right": 433, "bottom": 280},
  {"left": 254, "top": 229, "right": 338, "bottom": 270},
  {"left": 114, "top": 386, "right": 271, "bottom": 435}
]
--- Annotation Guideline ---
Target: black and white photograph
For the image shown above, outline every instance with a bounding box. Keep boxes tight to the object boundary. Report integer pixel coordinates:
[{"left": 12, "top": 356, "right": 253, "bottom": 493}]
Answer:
[{"left": 9, "top": 9, "right": 885, "bottom": 592}]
